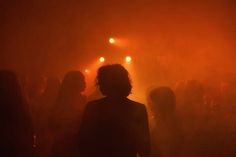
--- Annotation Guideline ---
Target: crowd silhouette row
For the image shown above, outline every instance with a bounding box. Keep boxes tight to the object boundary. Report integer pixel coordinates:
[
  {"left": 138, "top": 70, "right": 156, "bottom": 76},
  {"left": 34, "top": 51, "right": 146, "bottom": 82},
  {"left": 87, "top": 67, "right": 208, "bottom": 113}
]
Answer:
[{"left": 0, "top": 64, "right": 236, "bottom": 157}]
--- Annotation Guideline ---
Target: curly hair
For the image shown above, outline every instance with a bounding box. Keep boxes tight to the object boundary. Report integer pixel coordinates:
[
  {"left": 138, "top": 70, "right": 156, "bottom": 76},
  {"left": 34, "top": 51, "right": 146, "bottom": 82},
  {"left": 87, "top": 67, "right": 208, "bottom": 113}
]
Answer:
[{"left": 96, "top": 64, "right": 132, "bottom": 97}]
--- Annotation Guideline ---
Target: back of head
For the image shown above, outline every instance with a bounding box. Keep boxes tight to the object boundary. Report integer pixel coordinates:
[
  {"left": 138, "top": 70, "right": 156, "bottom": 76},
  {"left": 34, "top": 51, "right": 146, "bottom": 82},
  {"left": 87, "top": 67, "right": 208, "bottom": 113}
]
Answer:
[
  {"left": 0, "top": 70, "right": 28, "bottom": 124},
  {"left": 149, "top": 86, "right": 176, "bottom": 116},
  {"left": 0, "top": 70, "right": 24, "bottom": 107},
  {"left": 59, "top": 71, "right": 86, "bottom": 97},
  {"left": 96, "top": 64, "right": 132, "bottom": 98}
]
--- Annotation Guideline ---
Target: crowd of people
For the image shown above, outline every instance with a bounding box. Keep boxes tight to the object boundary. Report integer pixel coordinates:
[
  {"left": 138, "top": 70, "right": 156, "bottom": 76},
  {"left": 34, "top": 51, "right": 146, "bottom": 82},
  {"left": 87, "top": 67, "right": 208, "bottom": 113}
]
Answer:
[{"left": 0, "top": 64, "right": 236, "bottom": 157}]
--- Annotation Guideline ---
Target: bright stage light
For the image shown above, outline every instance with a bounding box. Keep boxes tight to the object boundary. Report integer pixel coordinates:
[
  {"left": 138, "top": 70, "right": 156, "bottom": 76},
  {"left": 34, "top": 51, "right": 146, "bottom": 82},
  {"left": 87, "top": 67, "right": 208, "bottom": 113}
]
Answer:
[
  {"left": 109, "top": 37, "right": 115, "bottom": 44},
  {"left": 84, "top": 69, "right": 90, "bottom": 74},
  {"left": 125, "top": 56, "right": 132, "bottom": 63},
  {"left": 99, "top": 57, "right": 105, "bottom": 63}
]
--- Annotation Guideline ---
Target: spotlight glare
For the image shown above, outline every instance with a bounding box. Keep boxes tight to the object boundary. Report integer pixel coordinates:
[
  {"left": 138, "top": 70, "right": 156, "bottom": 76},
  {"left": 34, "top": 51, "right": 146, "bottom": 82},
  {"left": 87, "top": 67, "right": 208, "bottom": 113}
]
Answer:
[
  {"left": 125, "top": 56, "right": 132, "bottom": 63},
  {"left": 99, "top": 57, "right": 105, "bottom": 63},
  {"left": 109, "top": 37, "right": 115, "bottom": 44},
  {"left": 84, "top": 69, "right": 90, "bottom": 74}
]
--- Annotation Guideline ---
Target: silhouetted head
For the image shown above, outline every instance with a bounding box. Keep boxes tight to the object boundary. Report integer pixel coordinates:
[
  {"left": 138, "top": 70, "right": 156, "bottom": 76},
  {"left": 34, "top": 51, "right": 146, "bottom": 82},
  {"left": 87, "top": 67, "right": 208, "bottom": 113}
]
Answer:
[
  {"left": 96, "top": 64, "right": 132, "bottom": 98},
  {"left": 0, "top": 70, "right": 26, "bottom": 117},
  {"left": 59, "top": 71, "right": 85, "bottom": 96},
  {"left": 0, "top": 70, "right": 22, "bottom": 101},
  {"left": 149, "top": 86, "right": 176, "bottom": 116}
]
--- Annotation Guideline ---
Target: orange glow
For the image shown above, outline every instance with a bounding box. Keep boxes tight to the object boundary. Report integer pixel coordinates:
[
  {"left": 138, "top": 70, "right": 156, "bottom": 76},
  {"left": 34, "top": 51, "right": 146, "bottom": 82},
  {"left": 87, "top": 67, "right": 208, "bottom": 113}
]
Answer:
[
  {"left": 125, "top": 56, "right": 132, "bottom": 63},
  {"left": 99, "top": 57, "right": 105, "bottom": 63},
  {"left": 123, "top": 61, "right": 144, "bottom": 103},
  {"left": 109, "top": 37, "right": 115, "bottom": 44},
  {"left": 83, "top": 59, "right": 103, "bottom": 95},
  {"left": 84, "top": 69, "right": 90, "bottom": 74}
]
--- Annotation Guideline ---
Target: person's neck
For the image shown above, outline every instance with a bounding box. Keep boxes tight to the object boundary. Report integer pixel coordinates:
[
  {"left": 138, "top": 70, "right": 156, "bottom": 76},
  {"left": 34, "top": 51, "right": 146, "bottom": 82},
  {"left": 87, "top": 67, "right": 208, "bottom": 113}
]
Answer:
[{"left": 106, "top": 96, "right": 127, "bottom": 101}]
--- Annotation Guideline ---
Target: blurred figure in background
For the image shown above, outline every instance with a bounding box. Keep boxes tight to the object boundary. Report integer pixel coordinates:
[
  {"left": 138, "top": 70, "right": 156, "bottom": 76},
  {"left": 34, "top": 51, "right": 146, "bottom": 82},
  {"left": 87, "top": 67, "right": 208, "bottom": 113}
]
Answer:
[
  {"left": 49, "top": 71, "right": 86, "bottom": 157},
  {"left": 38, "top": 77, "right": 61, "bottom": 130},
  {"left": 0, "top": 70, "right": 34, "bottom": 157},
  {"left": 218, "top": 80, "right": 236, "bottom": 157},
  {"left": 184, "top": 80, "right": 206, "bottom": 130},
  {"left": 78, "top": 64, "right": 150, "bottom": 157},
  {"left": 25, "top": 75, "right": 46, "bottom": 135},
  {"left": 36, "top": 77, "right": 60, "bottom": 157},
  {"left": 220, "top": 80, "right": 236, "bottom": 126},
  {"left": 174, "top": 80, "right": 232, "bottom": 157},
  {"left": 148, "top": 86, "right": 182, "bottom": 157},
  {"left": 174, "top": 80, "right": 206, "bottom": 157}
]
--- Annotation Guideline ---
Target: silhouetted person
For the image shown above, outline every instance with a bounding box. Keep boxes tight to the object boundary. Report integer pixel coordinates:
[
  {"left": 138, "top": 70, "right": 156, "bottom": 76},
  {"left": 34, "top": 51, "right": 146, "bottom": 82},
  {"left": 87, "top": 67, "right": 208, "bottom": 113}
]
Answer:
[
  {"left": 25, "top": 75, "right": 46, "bottom": 135},
  {"left": 38, "top": 77, "right": 61, "bottom": 131},
  {"left": 49, "top": 71, "right": 86, "bottom": 157},
  {"left": 36, "top": 77, "right": 60, "bottom": 157},
  {"left": 78, "top": 64, "right": 150, "bottom": 157},
  {"left": 184, "top": 80, "right": 206, "bottom": 130},
  {"left": 148, "top": 86, "right": 182, "bottom": 157},
  {"left": 0, "top": 70, "right": 34, "bottom": 157}
]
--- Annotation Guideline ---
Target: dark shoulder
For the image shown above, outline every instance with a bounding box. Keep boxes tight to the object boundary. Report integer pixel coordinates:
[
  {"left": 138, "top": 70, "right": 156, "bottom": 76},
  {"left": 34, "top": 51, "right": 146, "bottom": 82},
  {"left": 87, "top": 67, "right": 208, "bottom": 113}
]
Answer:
[
  {"left": 86, "top": 98, "right": 147, "bottom": 111},
  {"left": 126, "top": 99, "right": 147, "bottom": 112},
  {"left": 87, "top": 97, "right": 107, "bottom": 105},
  {"left": 85, "top": 97, "right": 107, "bottom": 110},
  {"left": 126, "top": 98, "right": 145, "bottom": 107}
]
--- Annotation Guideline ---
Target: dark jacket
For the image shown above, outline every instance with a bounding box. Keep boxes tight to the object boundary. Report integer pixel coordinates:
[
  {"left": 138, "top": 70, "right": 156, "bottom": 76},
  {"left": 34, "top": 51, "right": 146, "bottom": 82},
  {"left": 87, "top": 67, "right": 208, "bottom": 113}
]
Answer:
[{"left": 78, "top": 97, "right": 150, "bottom": 157}]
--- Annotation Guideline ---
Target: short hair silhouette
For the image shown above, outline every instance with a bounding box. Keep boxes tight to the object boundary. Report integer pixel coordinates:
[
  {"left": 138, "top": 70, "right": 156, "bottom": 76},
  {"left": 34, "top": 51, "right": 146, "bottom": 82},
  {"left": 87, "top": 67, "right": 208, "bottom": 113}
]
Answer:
[
  {"left": 78, "top": 64, "right": 150, "bottom": 157},
  {"left": 96, "top": 64, "right": 132, "bottom": 97},
  {"left": 59, "top": 71, "right": 86, "bottom": 96}
]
